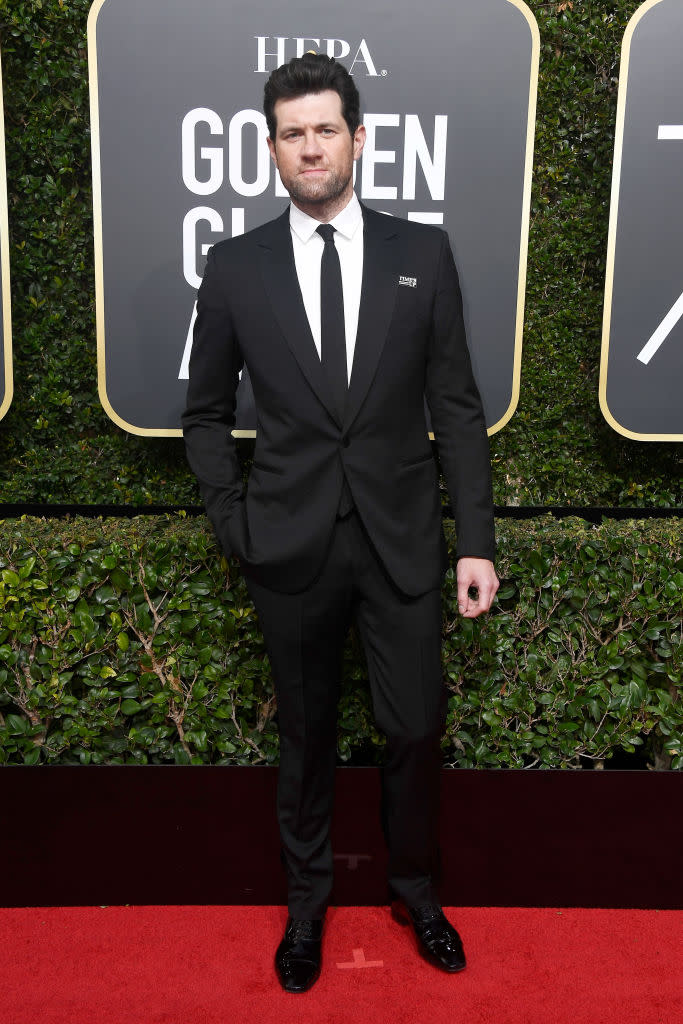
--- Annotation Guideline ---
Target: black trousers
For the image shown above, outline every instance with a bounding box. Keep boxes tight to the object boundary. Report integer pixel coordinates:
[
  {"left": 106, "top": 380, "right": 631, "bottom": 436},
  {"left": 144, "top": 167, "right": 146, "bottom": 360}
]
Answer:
[{"left": 244, "top": 509, "right": 447, "bottom": 919}]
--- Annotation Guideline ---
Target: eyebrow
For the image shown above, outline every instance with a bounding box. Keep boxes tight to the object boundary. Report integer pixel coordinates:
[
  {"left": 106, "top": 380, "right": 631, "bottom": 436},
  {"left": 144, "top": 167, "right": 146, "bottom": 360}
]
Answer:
[{"left": 279, "top": 121, "right": 340, "bottom": 133}]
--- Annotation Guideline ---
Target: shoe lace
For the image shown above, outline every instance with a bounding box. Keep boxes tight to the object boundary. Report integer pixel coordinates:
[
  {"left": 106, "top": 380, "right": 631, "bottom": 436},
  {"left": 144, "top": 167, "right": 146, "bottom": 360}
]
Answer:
[
  {"left": 410, "top": 904, "right": 444, "bottom": 925},
  {"left": 287, "top": 919, "right": 319, "bottom": 941}
]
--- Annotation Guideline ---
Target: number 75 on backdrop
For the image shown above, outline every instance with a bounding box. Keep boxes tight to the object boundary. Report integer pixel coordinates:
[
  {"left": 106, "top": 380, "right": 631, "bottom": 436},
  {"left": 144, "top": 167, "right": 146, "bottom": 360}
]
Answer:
[{"left": 600, "top": 0, "right": 683, "bottom": 441}]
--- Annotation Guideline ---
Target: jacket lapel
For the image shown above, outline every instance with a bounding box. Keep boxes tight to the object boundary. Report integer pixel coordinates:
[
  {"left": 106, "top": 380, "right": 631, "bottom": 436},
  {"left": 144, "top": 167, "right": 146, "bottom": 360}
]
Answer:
[
  {"left": 258, "top": 211, "right": 342, "bottom": 429},
  {"left": 343, "top": 206, "right": 399, "bottom": 432}
]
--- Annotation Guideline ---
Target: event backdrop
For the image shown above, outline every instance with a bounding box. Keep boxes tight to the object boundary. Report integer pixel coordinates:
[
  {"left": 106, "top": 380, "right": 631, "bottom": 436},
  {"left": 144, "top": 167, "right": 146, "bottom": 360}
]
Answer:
[
  {"left": 88, "top": 0, "right": 539, "bottom": 436},
  {"left": 601, "top": 0, "right": 683, "bottom": 441},
  {"left": 0, "top": 48, "right": 11, "bottom": 424}
]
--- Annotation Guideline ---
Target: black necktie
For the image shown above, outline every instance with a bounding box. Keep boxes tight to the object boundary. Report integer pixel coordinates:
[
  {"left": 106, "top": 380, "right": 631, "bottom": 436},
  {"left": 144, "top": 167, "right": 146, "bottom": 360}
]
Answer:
[
  {"left": 316, "top": 223, "right": 354, "bottom": 517},
  {"left": 317, "top": 223, "right": 348, "bottom": 423}
]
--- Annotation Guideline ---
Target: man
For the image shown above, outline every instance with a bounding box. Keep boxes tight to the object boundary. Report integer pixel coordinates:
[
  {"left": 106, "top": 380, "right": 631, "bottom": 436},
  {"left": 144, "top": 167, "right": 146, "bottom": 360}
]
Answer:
[{"left": 182, "top": 52, "right": 498, "bottom": 993}]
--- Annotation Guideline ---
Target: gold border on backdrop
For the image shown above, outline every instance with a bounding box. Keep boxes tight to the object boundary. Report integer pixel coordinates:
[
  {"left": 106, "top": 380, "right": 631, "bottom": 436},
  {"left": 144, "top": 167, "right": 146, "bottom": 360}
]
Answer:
[
  {"left": 599, "top": 0, "right": 682, "bottom": 442},
  {"left": 88, "top": 0, "right": 174, "bottom": 436},
  {"left": 89, "top": 0, "right": 540, "bottom": 439},
  {"left": 487, "top": 0, "right": 540, "bottom": 436},
  {"left": 0, "top": 48, "right": 13, "bottom": 422}
]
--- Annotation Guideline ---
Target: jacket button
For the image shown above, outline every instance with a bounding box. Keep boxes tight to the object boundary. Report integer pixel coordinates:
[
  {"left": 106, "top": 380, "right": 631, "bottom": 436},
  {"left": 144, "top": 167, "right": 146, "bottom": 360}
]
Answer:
[{"left": 341, "top": 435, "right": 350, "bottom": 448}]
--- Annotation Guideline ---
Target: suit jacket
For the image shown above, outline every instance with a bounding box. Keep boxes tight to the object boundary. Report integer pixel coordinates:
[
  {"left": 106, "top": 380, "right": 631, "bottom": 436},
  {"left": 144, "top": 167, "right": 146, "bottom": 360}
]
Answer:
[{"left": 182, "top": 202, "right": 495, "bottom": 595}]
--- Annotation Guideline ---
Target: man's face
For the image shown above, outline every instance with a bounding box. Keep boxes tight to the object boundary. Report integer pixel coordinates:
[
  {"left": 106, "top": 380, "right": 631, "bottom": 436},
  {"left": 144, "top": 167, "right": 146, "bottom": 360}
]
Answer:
[{"left": 267, "top": 90, "right": 365, "bottom": 215}]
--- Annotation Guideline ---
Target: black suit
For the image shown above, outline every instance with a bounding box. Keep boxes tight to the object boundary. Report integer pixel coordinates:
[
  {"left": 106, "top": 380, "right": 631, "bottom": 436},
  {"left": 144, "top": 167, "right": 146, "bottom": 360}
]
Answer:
[{"left": 182, "top": 202, "right": 495, "bottom": 916}]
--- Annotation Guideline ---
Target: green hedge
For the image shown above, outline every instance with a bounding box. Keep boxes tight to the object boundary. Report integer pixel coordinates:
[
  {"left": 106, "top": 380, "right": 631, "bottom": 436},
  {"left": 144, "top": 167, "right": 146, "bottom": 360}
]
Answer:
[
  {"left": 0, "top": 5, "right": 680, "bottom": 772},
  {"left": 0, "top": 0, "right": 681, "bottom": 506},
  {"left": 1, "top": 515, "right": 680, "bottom": 768}
]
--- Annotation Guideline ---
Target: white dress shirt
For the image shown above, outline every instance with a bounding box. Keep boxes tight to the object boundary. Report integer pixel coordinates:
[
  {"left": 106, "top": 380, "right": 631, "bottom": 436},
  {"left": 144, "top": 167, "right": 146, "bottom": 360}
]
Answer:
[{"left": 289, "top": 192, "right": 364, "bottom": 384}]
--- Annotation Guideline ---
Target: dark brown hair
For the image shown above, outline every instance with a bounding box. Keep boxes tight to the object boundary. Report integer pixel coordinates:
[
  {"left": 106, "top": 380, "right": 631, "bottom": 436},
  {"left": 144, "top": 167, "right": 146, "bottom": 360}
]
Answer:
[{"left": 263, "top": 52, "right": 361, "bottom": 139}]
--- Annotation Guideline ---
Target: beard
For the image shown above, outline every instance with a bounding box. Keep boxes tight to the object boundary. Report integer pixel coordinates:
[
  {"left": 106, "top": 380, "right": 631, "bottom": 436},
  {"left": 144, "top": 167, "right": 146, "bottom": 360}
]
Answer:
[{"left": 282, "top": 164, "right": 353, "bottom": 207}]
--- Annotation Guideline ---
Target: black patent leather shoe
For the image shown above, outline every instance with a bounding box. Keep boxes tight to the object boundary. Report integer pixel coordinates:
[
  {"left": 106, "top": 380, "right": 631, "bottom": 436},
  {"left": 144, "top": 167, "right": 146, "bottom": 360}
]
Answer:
[
  {"left": 392, "top": 901, "right": 466, "bottom": 973},
  {"left": 275, "top": 917, "right": 324, "bottom": 993}
]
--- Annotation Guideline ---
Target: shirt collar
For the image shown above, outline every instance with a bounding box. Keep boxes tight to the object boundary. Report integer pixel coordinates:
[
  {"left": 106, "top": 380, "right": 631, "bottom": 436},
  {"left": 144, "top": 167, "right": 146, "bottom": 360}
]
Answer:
[{"left": 289, "top": 192, "right": 363, "bottom": 243}]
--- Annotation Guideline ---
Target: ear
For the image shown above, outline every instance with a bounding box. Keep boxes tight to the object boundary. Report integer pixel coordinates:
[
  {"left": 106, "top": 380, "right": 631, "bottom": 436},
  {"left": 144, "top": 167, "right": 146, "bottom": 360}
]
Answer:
[
  {"left": 267, "top": 136, "right": 278, "bottom": 168},
  {"left": 352, "top": 124, "right": 366, "bottom": 162}
]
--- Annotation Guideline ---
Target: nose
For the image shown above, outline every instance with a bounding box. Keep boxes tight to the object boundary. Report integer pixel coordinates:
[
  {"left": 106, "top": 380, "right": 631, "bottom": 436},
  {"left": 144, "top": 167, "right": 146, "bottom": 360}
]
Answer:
[{"left": 301, "top": 130, "right": 323, "bottom": 159}]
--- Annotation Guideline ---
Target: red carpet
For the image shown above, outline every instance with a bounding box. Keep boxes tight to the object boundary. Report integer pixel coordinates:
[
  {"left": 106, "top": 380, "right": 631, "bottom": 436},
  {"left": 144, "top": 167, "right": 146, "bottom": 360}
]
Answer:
[{"left": 1, "top": 906, "right": 681, "bottom": 1023}]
